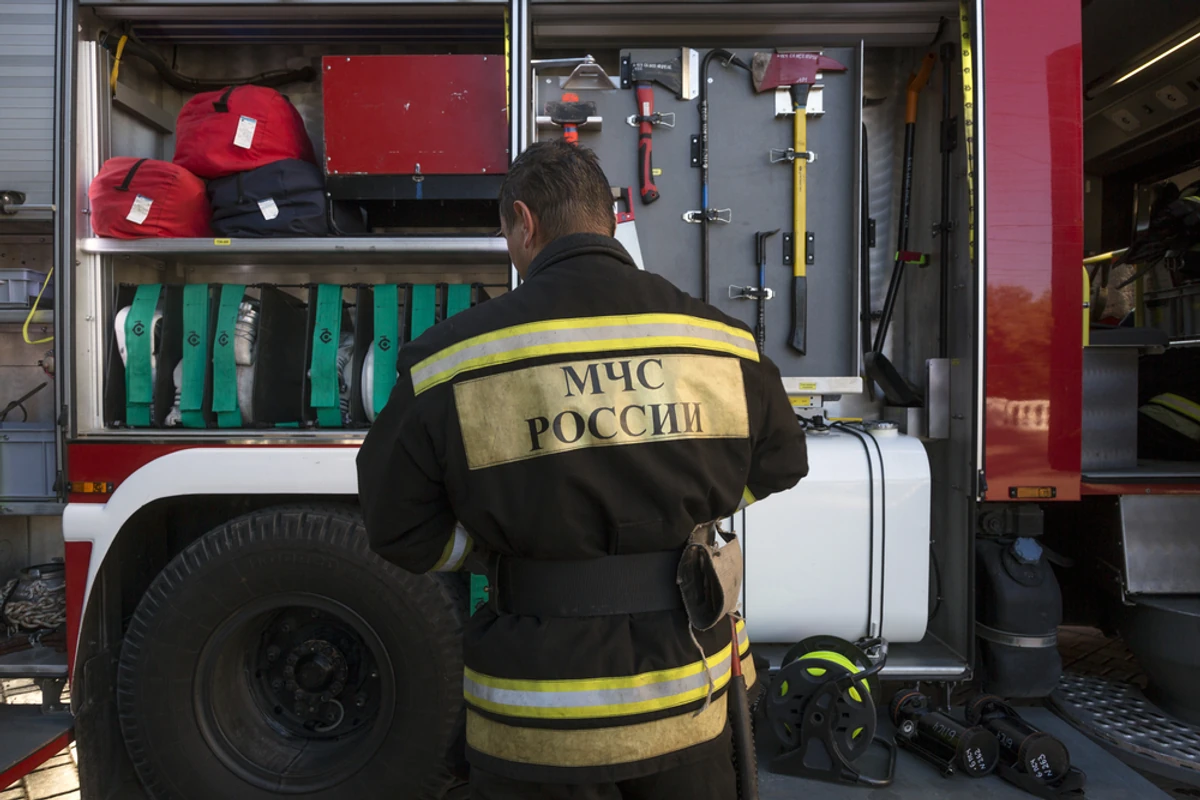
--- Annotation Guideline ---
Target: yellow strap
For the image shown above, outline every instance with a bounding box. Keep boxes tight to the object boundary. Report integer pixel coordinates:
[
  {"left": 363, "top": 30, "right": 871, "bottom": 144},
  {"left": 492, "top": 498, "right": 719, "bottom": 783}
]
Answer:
[
  {"left": 109, "top": 35, "right": 128, "bottom": 96},
  {"left": 1082, "top": 265, "right": 1090, "bottom": 347},
  {"left": 504, "top": 8, "right": 511, "bottom": 126},
  {"left": 959, "top": 0, "right": 976, "bottom": 262},
  {"left": 22, "top": 267, "right": 54, "bottom": 345},
  {"left": 1082, "top": 248, "right": 1128, "bottom": 266}
]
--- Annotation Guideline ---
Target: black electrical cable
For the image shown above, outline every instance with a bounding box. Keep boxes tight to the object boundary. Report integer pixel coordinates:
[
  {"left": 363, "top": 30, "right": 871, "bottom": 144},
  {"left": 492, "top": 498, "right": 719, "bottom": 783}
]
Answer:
[
  {"left": 99, "top": 29, "right": 316, "bottom": 93},
  {"left": 831, "top": 423, "right": 876, "bottom": 635},
  {"left": 860, "top": 426, "right": 888, "bottom": 635},
  {"left": 928, "top": 547, "right": 944, "bottom": 622},
  {"left": 697, "top": 48, "right": 750, "bottom": 303},
  {"left": 926, "top": 16, "right": 949, "bottom": 50}
]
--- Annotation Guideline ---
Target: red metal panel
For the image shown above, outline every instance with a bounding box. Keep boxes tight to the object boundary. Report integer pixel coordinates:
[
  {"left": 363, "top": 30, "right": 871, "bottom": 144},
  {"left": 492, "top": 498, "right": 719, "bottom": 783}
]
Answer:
[
  {"left": 65, "top": 540, "right": 91, "bottom": 678},
  {"left": 322, "top": 55, "right": 508, "bottom": 176},
  {"left": 983, "top": 0, "right": 1084, "bottom": 501}
]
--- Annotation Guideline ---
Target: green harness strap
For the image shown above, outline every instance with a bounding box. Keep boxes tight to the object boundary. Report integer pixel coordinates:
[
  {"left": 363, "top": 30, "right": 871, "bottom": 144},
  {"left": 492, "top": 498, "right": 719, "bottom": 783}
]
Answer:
[
  {"left": 410, "top": 284, "right": 437, "bottom": 338},
  {"left": 311, "top": 284, "right": 343, "bottom": 428},
  {"left": 212, "top": 284, "right": 245, "bottom": 428},
  {"left": 180, "top": 285, "right": 209, "bottom": 428},
  {"left": 446, "top": 284, "right": 471, "bottom": 318},
  {"left": 372, "top": 285, "right": 399, "bottom": 418},
  {"left": 124, "top": 284, "right": 162, "bottom": 427}
]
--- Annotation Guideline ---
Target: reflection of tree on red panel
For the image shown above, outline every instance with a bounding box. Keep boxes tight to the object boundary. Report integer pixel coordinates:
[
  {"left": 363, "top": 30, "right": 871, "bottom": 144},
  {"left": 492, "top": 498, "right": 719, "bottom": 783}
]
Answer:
[{"left": 987, "top": 285, "right": 1053, "bottom": 402}]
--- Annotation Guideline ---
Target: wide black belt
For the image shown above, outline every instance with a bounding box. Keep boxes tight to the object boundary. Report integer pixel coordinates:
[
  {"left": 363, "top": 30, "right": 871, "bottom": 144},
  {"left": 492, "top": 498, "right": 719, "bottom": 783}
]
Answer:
[{"left": 492, "top": 550, "right": 685, "bottom": 617}]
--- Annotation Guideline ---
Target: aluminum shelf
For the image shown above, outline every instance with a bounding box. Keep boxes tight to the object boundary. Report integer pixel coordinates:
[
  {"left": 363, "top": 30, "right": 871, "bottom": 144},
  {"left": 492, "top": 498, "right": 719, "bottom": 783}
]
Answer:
[
  {"left": 0, "top": 309, "right": 51, "bottom": 325},
  {"left": 0, "top": 502, "right": 65, "bottom": 516},
  {"left": 0, "top": 646, "right": 68, "bottom": 679},
  {"left": 81, "top": 236, "right": 512, "bottom": 267}
]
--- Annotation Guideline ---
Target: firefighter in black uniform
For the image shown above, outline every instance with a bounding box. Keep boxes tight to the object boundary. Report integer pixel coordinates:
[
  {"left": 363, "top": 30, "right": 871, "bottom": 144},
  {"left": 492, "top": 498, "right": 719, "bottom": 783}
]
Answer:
[{"left": 358, "top": 141, "right": 808, "bottom": 799}]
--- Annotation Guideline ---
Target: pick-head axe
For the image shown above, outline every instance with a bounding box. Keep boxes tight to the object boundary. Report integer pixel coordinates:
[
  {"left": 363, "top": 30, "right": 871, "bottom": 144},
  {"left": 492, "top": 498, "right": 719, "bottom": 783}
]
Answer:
[
  {"left": 620, "top": 48, "right": 699, "bottom": 204},
  {"left": 751, "top": 51, "right": 847, "bottom": 355}
]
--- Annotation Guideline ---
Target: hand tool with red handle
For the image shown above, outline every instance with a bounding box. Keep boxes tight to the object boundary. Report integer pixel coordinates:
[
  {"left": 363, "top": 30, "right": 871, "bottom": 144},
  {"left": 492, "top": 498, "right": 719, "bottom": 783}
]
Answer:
[
  {"left": 620, "top": 49, "right": 697, "bottom": 205},
  {"left": 632, "top": 83, "right": 670, "bottom": 203}
]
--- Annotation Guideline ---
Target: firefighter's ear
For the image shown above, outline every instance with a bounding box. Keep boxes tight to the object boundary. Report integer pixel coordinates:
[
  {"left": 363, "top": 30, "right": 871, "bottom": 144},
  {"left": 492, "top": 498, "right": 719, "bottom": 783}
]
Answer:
[{"left": 512, "top": 200, "right": 537, "bottom": 249}]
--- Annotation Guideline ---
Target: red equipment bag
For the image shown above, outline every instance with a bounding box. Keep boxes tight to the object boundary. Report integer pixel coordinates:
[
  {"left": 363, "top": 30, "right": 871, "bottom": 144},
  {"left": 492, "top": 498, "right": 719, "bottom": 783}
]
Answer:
[
  {"left": 89, "top": 157, "right": 211, "bottom": 239},
  {"left": 174, "top": 85, "right": 316, "bottom": 180}
]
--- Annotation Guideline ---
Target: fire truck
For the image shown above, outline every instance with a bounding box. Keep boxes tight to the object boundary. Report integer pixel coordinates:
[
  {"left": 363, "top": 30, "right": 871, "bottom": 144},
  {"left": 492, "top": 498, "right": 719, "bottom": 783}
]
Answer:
[{"left": 2, "top": 0, "right": 1200, "bottom": 797}]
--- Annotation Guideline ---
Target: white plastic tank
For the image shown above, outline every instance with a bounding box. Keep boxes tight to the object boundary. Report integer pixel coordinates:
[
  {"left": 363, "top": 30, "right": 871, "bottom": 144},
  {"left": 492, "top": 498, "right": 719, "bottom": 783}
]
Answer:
[{"left": 743, "top": 424, "right": 931, "bottom": 644}]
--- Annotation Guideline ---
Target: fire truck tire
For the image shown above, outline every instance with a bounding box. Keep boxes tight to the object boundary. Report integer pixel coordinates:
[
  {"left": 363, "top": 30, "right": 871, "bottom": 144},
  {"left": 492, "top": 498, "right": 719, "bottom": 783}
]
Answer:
[{"left": 115, "top": 504, "right": 466, "bottom": 800}]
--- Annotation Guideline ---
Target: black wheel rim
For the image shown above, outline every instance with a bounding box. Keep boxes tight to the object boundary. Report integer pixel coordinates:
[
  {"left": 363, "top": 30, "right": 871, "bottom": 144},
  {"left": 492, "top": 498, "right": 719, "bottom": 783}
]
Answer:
[{"left": 194, "top": 591, "right": 395, "bottom": 793}]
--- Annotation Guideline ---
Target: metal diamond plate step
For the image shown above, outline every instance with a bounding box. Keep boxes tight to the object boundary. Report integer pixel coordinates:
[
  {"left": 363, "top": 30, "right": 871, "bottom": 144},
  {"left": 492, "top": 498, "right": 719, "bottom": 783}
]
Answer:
[{"left": 1051, "top": 671, "right": 1200, "bottom": 785}]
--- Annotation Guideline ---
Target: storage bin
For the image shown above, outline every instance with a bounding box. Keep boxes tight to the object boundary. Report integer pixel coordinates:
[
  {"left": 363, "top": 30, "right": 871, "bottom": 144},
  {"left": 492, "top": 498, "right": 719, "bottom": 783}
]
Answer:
[
  {"left": 0, "top": 423, "right": 56, "bottom": 500},
  {"left": 0, "top": 269, "right": 48, "bottom": 308}
]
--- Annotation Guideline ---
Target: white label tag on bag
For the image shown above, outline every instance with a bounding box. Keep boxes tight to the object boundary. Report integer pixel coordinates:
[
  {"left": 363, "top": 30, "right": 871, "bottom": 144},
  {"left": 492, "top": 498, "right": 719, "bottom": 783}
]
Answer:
[
  {"left": 234, "top": 115, "right": 258, "bottom": 149},
  {"left": 258, "top": 198, "right": 279, "bottom": 220},
  {"left": 126, "top": 194, "right": 153, "bottom": 225}
]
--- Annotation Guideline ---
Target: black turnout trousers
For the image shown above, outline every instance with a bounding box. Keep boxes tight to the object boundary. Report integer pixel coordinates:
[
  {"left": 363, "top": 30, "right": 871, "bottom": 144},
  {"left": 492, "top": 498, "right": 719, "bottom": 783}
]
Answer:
[{"left": 470, "top": 727, "right": 736, "bottom": 800}]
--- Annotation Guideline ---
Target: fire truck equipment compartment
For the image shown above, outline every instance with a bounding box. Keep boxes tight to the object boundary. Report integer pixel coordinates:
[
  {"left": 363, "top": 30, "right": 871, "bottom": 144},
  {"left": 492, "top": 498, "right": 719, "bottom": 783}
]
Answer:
[
  {"left": 174, "top": 85, "right": 316, "bottom": 180},
  {"left": 322, "top": 55, "right": 508, "bottom": 201},
  {"left": 88, "top": 158, "right": 211, "bottom": 239},
  {"left": 743, "top": 427, "right": 930, "bottom": 644}
]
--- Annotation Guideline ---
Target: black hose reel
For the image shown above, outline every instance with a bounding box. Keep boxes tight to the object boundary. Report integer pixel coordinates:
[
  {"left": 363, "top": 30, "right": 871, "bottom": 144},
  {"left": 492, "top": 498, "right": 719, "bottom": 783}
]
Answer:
[{"left": 761, "top": 635, "right": 896, "bottom": 787}]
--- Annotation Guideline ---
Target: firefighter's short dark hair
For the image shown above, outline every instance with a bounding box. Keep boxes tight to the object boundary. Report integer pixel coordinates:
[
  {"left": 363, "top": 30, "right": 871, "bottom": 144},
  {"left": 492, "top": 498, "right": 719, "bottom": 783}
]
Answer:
[{"left": 499, "top": 141, "right": 616, "bottom": 240}]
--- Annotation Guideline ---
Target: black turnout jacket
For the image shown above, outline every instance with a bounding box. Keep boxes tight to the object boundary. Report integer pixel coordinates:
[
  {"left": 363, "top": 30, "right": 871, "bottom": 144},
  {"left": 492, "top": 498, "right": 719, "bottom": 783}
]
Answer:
[{"left": 358, "top": 233, "right": 808, "bottom": 783}]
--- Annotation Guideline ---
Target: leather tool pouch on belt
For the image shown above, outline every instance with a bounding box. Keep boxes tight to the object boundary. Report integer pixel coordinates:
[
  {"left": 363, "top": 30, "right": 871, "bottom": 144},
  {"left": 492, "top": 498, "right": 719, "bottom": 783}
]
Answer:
[{"left": 677, "top": 522, "right": 743, "bottom": 632}]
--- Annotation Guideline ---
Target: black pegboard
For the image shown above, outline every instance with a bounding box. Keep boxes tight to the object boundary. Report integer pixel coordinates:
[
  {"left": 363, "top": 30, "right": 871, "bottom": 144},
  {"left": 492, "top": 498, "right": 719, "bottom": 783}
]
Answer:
[{"left": 535, "top": 46, "right": 861, "bottom": 378}]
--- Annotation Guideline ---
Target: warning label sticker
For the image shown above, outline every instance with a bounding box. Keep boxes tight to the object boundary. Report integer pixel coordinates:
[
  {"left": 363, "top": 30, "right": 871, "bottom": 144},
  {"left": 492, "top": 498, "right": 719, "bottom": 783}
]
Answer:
[
  {"left": 234, "top": 116, "right": 258, "bottom": 149},
  {"left": 126, "top": 195, "right": 153, "bottom": 225}
]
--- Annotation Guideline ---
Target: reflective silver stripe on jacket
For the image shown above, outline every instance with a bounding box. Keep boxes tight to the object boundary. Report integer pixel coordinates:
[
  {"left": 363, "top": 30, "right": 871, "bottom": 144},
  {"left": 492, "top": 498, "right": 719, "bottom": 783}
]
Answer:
[{"left": 411, "top": 314, "right": 758, "bottom": 395}]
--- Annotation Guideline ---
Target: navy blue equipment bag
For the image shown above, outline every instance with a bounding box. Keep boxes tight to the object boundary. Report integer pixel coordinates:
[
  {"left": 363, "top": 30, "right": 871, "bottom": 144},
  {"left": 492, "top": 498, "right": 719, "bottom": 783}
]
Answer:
[{"left": 207, "top": 159, "right": 332, "bottom": 237}]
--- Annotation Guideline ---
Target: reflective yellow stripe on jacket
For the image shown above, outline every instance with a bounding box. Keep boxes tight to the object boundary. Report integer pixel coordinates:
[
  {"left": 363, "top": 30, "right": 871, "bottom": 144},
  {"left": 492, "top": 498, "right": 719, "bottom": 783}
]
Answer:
[
  {"left": 737, "top": 486, "right": 756, "bottom": 510},
  {"left": 430, "top": 524, "right": 473, "bottom": 572},
  {"left": 412, "top": 313, "right": 759, "bottom": 395},
  {"left": 465, "top": 620, "right": 751, "bottom": 720}
]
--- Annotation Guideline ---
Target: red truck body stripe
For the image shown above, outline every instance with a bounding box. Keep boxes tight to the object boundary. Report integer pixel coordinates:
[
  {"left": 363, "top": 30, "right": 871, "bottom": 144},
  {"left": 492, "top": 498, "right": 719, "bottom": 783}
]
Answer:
[{"left": 64, "top": 540, "right": 91, "bottom": 679}]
